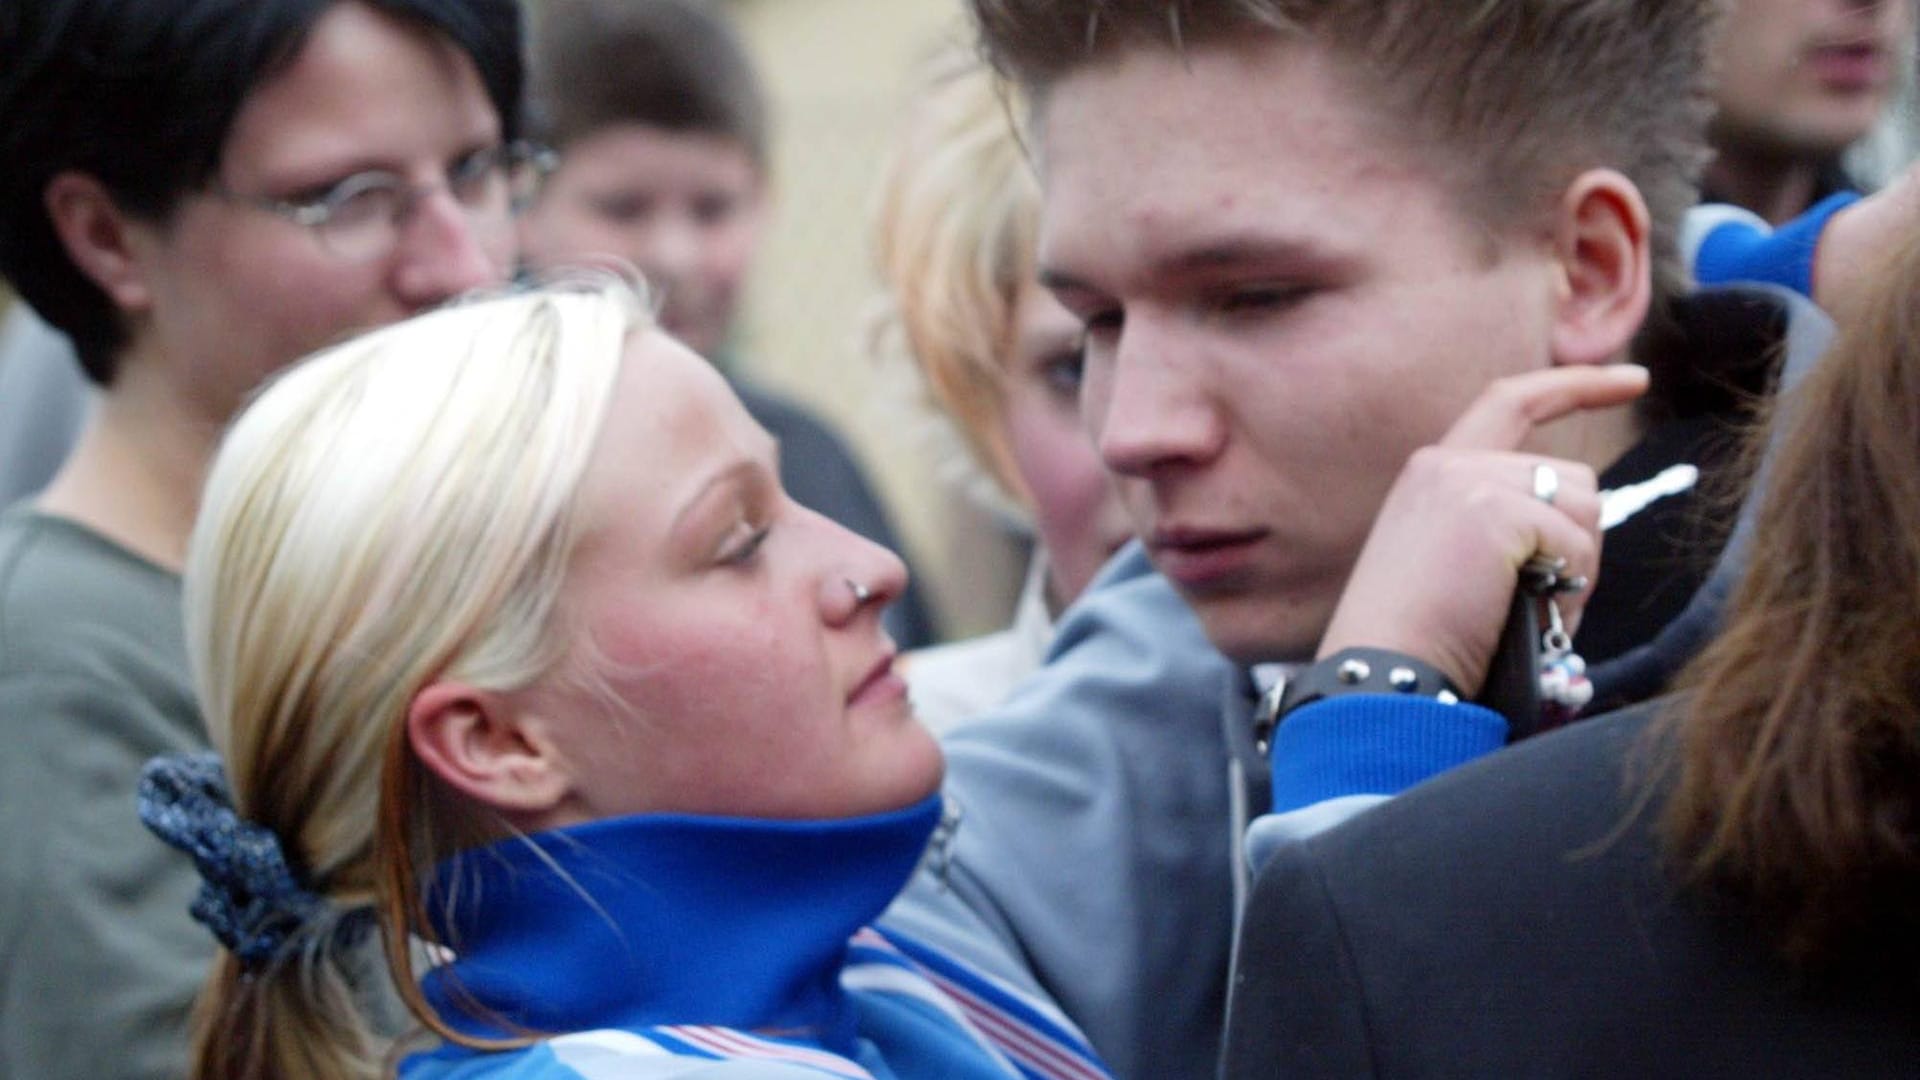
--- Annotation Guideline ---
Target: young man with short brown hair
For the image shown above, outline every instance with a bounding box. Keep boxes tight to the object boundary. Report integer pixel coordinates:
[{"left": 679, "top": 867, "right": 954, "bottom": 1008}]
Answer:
[{"left": 876, "top": 4, "right": 1831, "bottom": 1078}]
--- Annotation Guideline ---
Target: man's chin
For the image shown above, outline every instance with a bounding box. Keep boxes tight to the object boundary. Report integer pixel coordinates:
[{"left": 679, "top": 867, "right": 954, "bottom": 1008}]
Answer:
[{"left": 1186, "top": 590, "right": 1328, "bottom": 668}]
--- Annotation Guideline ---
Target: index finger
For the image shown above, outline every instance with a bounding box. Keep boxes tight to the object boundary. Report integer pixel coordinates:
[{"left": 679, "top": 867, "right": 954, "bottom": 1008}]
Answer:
[{"left": 1441, "top": 364, "right": 1650, "bottom": 451}]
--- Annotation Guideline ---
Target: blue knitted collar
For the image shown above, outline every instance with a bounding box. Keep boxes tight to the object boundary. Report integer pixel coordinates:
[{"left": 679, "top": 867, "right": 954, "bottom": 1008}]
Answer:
[{"left": 420, "top": 793, "right": 943, "bottom": 1051}]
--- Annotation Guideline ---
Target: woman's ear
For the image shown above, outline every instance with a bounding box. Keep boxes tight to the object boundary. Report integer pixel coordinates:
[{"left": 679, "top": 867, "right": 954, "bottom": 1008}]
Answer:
[
  {"left": 43, "top": 171, "right": 156, "bottom": 315},
  {"left": 1547, "top": 168, "right": 1652, "bottom": 369},
  {"left": 406, "top": 681, "right": 574, "bottom": 820}
]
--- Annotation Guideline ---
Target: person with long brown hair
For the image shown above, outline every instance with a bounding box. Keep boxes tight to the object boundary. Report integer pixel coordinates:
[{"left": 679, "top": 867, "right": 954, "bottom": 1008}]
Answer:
[
  {"left": 1223, "top": 234, "right": 1920, "bottom": 1076},
  {"left": 1661, "top": 230, "right": 1920, "bottom": 978}
]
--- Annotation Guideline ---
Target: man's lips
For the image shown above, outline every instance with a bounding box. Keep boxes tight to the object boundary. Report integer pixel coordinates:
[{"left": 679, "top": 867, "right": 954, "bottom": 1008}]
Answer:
[
  {"left": 1147, "top": 526, "right": 1269, "bottom": 590},
  {"left": 1804, "top": 40, "right": 1890, "bottom": 90}
]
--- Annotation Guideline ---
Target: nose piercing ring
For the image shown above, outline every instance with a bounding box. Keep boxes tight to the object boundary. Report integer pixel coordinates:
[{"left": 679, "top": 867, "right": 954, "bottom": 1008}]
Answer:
[{"left": 846, "top": 578, "right": 873, "bottom": 604}]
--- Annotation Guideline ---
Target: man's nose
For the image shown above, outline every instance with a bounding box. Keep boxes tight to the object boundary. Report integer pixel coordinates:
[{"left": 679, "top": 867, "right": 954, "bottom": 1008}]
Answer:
[{"left": 1091, "top": 318, "right": 1230, "bottom": 479}]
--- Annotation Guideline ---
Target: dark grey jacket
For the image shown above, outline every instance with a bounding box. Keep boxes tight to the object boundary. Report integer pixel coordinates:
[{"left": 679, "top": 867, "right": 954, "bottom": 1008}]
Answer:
[{"left": 1224, "top": 703, "right": 1920, "bottom": 1079}]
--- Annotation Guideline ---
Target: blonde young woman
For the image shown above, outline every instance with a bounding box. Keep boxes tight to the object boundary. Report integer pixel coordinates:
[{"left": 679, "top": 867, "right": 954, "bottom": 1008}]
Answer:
[
  {"left": 872, "top": 56, "right": 1132, "bottom": 731},
  {"left": 137, "top": 280, "right": 1111, "bottom": 1080}
]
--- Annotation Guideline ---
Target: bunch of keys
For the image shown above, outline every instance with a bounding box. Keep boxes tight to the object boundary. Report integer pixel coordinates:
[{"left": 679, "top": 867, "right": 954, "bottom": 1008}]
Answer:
[
  {"left": 1518, "top": 553, "right": 1593, "bottom": 729},
  {"left": 1477, "top": 553, "right": 1594, "bottom": 741}
]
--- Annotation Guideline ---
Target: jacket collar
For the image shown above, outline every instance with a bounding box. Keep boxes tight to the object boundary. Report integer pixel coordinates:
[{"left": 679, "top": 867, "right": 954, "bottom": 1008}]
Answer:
[{"left": 420, "top": 793, "right": 943, "bottom": 1050}]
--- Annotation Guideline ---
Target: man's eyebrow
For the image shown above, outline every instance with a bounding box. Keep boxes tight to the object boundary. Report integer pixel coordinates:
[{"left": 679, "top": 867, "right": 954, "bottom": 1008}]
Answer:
[
  {"left": 1039, "top": 236, "right": 1348, "bottom": 295},
  {"left": 1155, "top": 236, "right": 1344, "bottom": 272}
]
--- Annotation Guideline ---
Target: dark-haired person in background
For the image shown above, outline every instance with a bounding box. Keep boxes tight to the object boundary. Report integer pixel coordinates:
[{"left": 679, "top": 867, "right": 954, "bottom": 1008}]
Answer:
[
  {"left": 0, "top": 2, "right": 527, "bottom": 1075},
  {"left": 517, "top": 0, "right": 937, "bottom": 648},
  {"left": 1705, "top": 0, "right": 1913, "bottom": 225}
]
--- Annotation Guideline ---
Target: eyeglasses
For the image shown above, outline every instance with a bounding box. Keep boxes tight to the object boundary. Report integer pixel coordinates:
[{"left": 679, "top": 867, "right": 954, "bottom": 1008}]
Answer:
[{"left": 210, "top": 141, "right": 558, "bottom": 263}]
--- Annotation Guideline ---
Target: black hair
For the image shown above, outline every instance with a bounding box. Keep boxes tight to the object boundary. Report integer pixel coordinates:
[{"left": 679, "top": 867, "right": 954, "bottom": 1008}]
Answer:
[
  {"left": 526, "top": 0, "right": 768, "bottom": 166},
  {"left": 0, "top": 0, "right": 524, "bottom": 384}
]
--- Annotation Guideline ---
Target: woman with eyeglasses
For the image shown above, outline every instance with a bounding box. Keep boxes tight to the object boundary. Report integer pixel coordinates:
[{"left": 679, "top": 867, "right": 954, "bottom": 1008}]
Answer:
[
  {"left": 0, "top": 3, "right": 527, "bottom": 1076},
  {"left": 139, "top": 277, "right": 1111, "bottom": 1080}
]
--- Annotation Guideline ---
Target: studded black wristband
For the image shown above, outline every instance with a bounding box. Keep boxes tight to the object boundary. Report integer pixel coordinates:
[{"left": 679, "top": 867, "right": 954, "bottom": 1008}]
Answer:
[{"left": 1252, "top": 647, "right": 1462, "bottom": 754}]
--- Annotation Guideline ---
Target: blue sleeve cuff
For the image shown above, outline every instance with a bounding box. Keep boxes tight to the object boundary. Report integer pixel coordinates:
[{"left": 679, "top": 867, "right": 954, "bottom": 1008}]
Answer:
[
  {"left": 1691, "top": 192, "right": 1860, "bottom": 298},
  {"left": 1267, "top": 694, "right": 1508, "bottom": 813}
]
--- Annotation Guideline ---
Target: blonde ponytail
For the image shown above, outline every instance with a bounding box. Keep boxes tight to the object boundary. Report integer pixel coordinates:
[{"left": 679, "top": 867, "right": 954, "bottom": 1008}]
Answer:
[{"left": 170, "top": 276, "right": 649, "bottom": 1075}]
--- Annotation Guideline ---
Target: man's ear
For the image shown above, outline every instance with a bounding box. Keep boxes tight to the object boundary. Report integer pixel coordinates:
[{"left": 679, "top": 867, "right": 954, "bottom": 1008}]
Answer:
[
  {"left": 1548, "top": 168, "right": 1651, "bottom": 368},
  {"left": 406, "top": 682, "right": 574, "bottom": 819},
  {"left": 43, "top": 171, "right": 156, "bottom": 315}
]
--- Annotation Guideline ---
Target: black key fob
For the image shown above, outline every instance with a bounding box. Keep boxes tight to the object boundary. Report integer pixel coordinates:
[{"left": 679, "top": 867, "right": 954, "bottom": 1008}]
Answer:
[{"left": 1475, "top": 589, "right": 1542, "bottom": 742}]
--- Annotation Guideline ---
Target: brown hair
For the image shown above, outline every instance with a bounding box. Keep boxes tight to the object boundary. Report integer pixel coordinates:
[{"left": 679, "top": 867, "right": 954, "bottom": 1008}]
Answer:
[
  {"left": 1662, "top": 234, "right": 1920, "bottom": 975},
  {"left": 526, "top": 0, "right": 769, "bottom": 168},
  {"left": 965, "top": 0, "right": 1718, "bottom": 304}
]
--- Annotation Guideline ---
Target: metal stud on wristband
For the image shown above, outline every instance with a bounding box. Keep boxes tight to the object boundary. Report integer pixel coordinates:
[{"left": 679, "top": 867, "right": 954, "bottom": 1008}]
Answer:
[{"left": 1252, "top": 647, "right": 1462, "bottom": 754}]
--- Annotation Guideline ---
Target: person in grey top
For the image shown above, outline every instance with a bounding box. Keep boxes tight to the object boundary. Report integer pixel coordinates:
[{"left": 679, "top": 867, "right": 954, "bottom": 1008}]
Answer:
[
  {"left": 0, "top": 514, "right": 195, "bottom": 1076},
  {"left": 0, "top": 305, "right": 89, "bottom": 508},
  {"left": 0, "top": 1, "right": 526, "bottom": 1074}
]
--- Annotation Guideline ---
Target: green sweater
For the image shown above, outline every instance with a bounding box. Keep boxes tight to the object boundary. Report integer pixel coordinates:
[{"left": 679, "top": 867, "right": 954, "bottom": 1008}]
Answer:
[{"left": 0, "top": 506, "right": 208, "bottom": 1080}]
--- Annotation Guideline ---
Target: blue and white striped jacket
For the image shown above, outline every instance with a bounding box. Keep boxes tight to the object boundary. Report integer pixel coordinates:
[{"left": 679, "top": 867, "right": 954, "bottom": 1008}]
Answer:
[{"left": 399, "top": 795, "right": 1110, "bottom": 1080}]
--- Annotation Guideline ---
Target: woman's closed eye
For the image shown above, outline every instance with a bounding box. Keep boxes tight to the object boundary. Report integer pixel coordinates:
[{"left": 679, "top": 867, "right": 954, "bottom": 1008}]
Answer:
[{"left": 718, "top": 519, "right": 771, "bottom": 566}]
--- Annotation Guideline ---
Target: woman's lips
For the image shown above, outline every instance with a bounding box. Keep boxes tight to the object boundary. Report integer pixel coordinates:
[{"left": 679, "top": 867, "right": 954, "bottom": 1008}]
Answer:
[{"left": 848, "top": 651, "right": 906, "bottom": 708}]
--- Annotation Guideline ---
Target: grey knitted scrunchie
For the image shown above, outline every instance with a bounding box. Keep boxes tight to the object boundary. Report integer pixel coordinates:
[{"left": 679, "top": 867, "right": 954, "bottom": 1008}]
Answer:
[{"left": 137, "top": 751, "right": 326, "bottom": 969}]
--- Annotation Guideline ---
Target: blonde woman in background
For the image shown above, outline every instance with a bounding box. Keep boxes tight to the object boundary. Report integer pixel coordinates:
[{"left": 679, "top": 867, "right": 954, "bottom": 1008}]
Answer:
[
  {"left": 136, "top": 278, "right": 1111, "bottom": 1079},
  {"left": 874, "top": 56, "right": 1132, "bottom": 732}
]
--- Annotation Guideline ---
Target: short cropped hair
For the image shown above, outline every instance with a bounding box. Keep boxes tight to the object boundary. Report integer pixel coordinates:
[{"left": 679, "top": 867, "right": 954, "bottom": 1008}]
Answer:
[
  {"left": 872, "top": 53, "right": 1039, "bottom": 510},
  {"left": 526, "top": 0, "right": 769, "bottom": 168},
  {"left": 0, "top": 0, "right": 525, "bottom": 385},
  {"left": 967, "top": 0, "right": 1720, "bottom": 303}
]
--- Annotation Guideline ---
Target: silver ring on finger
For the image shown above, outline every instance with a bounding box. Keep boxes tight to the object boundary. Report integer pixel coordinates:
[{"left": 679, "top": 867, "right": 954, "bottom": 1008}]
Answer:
[{"left": 1531, "top": 463, "right": 1560, "bottom": 507}]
